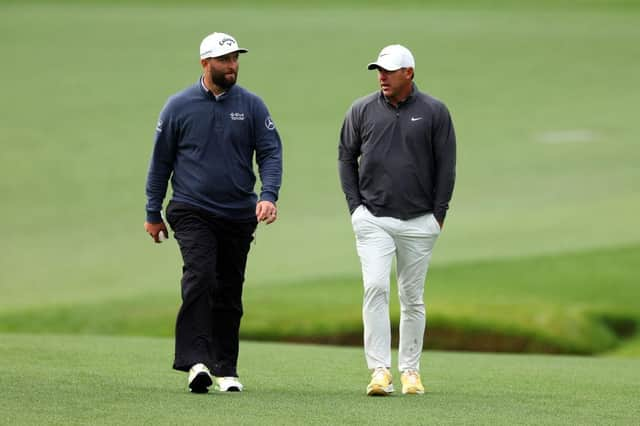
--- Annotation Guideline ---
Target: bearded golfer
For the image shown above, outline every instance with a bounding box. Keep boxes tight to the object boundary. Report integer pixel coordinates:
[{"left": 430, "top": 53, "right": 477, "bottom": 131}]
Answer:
[{"left": 144, "top": 32, "right": 282, "bottom": 393}]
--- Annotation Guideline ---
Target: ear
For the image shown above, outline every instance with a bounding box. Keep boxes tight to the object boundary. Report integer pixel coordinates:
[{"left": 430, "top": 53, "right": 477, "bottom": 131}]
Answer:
[
  {"left": 405, "top": 67, "right": 414, "bottom": 80},
  {"left": 200, "top": 58, "right": 208, "bottom": 69}
]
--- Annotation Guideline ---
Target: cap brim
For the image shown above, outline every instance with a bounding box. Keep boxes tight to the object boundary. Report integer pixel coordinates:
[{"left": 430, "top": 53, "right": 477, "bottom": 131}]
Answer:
[
  {"left": 215, "top": 47, "right": 249, "bottom": 57},
  {"left": 367, "top": 61, "right": 401, "bottom": 71}
]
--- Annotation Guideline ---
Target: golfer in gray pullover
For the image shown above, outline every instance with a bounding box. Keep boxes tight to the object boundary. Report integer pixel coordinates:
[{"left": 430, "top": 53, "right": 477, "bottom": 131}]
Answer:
[{"left": 338, "top": 44, "right": 455, "bottom": 396}]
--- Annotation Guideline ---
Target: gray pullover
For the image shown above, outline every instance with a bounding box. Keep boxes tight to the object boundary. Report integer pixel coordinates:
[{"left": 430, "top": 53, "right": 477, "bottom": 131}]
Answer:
[{"left": 338, "top": 84, "right": 456, "bottom": 223}]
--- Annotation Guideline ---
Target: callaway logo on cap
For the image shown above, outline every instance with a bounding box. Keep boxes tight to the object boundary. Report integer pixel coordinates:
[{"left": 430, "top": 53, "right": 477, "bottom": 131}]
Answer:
[{"left": 200, "top": 32, "right": 249, "bottom": 59}]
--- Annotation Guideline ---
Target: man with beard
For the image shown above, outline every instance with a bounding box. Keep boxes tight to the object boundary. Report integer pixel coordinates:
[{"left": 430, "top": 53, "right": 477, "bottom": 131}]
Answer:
[{"left": 144, "top": 32, "right": 282, "bottom": 394}]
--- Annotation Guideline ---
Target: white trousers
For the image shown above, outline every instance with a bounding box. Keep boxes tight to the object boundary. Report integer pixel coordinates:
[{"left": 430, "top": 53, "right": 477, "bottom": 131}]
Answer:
[{"left": 351, "top": 205, "right": 440, "bottom": 372}]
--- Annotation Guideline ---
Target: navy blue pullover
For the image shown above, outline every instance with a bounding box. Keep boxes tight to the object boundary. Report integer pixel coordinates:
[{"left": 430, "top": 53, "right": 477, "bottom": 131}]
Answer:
[{"left": 145, "top": 79, "right": 283, "bottom": 223}]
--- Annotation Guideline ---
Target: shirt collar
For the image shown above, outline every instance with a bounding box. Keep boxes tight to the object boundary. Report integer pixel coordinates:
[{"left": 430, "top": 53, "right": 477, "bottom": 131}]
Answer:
[
  {"left": 199, "top": 76, "right": 228, "bottom": 101},
  {"left": 379, "top": 82, "right": 417, "bottom": 107}
]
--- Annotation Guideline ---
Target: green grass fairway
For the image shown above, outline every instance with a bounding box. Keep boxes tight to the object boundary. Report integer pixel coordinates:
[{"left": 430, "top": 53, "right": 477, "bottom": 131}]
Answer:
[
  {"left": 1, "top": 14, "right": 640, "bottom": 426},
  {"left": 1, "top": 2, "right": 639, "bottom": 308},
  {"left": 2, "top": 333, "right": 639, "bottom": 425}
]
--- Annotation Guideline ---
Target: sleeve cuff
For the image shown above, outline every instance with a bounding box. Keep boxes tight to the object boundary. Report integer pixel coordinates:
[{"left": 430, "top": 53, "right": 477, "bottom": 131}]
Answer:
[
  {"left": 260, "top": 191, "right": 278, "bottom": 204},
  {"left": 146, "top": 210, "right": 163, "bottom": 223}
]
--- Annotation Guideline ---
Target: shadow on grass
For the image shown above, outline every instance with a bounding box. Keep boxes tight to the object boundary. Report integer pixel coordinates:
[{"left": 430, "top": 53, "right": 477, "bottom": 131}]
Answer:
[{"left": 1, "top": 297, "right": 637, "bottom": 356}]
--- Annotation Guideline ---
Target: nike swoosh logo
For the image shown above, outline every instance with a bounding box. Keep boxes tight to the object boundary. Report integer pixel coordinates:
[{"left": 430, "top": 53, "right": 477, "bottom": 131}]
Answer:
[{"left": 411, "top": 117, "right": 423, "bottom": 122}]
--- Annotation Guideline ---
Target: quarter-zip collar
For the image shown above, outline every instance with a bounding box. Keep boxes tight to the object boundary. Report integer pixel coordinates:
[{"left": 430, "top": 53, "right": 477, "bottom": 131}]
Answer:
[
  {"left": 379, "top": 82, "right": 418, "bottom": 108},
  {"left": 199, "top": 76, "right": 232, "bottom": 101}
]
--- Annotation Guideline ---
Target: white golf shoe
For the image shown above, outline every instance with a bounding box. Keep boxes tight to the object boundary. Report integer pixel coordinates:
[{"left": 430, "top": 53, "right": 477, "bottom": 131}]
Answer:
[
  {"left": 188, "top": 363, "right": 213, "bottom": 393},
  {"left": 216, "top": 376, "right": 244, "bottom": 392}
]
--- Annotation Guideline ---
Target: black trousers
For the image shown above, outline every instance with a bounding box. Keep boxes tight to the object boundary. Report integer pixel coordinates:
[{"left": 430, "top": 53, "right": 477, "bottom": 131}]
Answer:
[{"left": 166, "top": 201, "right": 256, "bottom": 377}]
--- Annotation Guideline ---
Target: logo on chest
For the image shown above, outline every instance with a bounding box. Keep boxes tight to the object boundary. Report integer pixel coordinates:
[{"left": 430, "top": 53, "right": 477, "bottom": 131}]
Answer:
[{"left": 229, "top": 112, "right": 245, "bottom": 121}]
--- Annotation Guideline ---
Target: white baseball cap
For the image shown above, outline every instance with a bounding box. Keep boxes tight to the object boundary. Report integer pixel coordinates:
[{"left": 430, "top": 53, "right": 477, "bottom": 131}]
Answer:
[
  {"left": 199, "top": 32, "right": 248, "bottom": 59},
  {"left": 367, "top": 44, "right": 415, "bottom": 71}
]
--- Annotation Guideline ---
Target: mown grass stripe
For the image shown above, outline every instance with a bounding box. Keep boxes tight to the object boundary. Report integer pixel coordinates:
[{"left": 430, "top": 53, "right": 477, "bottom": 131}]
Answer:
[{"left": 2, "top": 333, "right": 639, "bottom": 425}]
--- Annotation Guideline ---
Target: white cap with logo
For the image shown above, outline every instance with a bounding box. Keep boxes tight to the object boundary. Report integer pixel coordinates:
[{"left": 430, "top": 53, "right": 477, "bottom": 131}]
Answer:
[
  {"left": 199, "top": 32, "right": 248, "bottom": 59},
  {"left": 367, "top": 44, "right": 415, "bottom": 71}
]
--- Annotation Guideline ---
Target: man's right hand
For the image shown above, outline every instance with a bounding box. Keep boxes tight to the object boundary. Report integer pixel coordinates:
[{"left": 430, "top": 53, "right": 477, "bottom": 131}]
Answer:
[{"left": 144, "top": 221, "right": 169, "bottom": 243}]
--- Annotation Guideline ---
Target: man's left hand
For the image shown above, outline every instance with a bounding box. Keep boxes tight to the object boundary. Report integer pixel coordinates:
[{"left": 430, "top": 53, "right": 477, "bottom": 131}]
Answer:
[{"left": 256, "top": 201, "right": 277, "bottom": 224}]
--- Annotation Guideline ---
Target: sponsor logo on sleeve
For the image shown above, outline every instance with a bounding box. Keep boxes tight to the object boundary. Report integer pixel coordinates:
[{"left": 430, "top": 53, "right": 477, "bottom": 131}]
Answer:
[
  {"left": 156, "top": 119, "right": 163, "bottom": 132},
  {"left": 265, "top": 116, "right": 275, "bottom": 130}
]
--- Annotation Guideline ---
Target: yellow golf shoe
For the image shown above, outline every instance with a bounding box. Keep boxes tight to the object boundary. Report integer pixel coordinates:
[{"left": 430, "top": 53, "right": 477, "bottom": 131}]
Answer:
[
  {"left": 367, "top": 367, "right": 394, "bottom": 396},
  {"left": 401, "top": 370, "right": 425, "bottom": 395}
]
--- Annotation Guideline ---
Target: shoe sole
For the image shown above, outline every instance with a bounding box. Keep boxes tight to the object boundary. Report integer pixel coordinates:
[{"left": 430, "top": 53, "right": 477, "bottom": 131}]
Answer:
[
  {"left": 218, "top": 385, "right": 242, "bottom": 392},
  {"left": 402, "top": 387, "right": 425, "bottom": 395},
  {"left": 367, "top": 384, "right": 394, "bottom": 396},
  {"left": 189, "top": 372, "right": 213, "bottom": 394}
]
